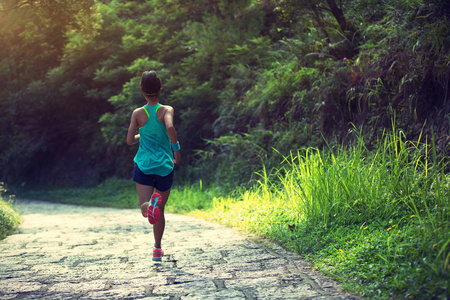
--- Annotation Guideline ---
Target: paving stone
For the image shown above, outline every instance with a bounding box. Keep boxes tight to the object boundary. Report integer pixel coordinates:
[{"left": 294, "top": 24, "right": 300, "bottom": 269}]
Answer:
[{"left": 0, "top": 199, "right": 359, "bottom": 299}]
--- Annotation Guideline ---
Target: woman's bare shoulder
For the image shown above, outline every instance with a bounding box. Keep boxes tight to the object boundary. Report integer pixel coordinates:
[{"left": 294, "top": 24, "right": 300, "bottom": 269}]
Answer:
[
  {"left": 132, "top": 106, "right": 146, "bottom": 114},
  {"left": 159, "top": 105, "right": 174, "bottom": 115}
]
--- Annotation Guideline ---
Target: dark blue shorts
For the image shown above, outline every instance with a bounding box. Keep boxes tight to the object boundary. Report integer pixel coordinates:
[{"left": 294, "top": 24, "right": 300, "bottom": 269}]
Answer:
[{"left": 132, "top": 163, "right": 174, "bottom": 192}]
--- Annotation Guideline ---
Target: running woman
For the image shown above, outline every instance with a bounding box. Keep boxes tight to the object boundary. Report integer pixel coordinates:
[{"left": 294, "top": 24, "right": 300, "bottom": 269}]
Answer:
[{"left": 126, "top": 70, "right": 181, "bottom": 261}]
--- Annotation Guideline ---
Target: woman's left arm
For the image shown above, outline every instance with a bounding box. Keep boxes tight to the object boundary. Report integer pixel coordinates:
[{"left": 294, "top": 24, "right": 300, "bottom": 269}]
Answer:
[{"left": 163, "top": 106, "right": 181, "bottom": 164}]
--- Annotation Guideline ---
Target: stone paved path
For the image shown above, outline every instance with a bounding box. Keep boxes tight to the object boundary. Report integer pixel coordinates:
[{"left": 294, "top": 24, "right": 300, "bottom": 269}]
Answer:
[{"left": 0, "top": 199, "right": 358, "bottom": 300}]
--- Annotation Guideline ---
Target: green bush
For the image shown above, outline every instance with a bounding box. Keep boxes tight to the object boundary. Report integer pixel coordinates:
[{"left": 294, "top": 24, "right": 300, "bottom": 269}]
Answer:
[{"left": 0, "top": 184, "right": 21, "bottom": 239}]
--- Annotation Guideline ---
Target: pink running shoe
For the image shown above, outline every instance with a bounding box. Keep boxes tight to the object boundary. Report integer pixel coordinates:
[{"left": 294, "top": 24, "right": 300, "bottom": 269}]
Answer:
[
  {"left": 147, "top": 192, "right": 162, "bottom": 224},
  {"left": 152, "top": 248, "right": 164, "bottom": 261}
]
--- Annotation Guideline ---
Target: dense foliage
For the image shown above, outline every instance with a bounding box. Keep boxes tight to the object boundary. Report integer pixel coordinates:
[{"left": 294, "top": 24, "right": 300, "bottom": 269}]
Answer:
[{"left": 1, "top": 0, "right": 449, "bottom": 189}]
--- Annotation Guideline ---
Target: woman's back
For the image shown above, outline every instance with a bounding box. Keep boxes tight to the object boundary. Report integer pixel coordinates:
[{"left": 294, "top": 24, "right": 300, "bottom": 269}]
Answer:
[{"left": 134, "top": 104, "right": 174, "bottom": 176}]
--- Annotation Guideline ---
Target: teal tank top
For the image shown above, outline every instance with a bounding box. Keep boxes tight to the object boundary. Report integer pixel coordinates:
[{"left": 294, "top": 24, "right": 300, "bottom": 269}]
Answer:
[{"left": 134, "top": 104, "right": 174, "bottom": 176}]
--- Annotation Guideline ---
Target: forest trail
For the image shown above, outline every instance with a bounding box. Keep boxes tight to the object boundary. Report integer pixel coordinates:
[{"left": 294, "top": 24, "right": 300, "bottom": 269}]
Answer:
[{"left": 0, "top": 199, "right": 358, "bottom": 299}]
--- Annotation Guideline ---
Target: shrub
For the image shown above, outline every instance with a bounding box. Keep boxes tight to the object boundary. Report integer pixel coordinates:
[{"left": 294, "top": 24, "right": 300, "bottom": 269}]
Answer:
[{"left": 0, "top": 183, "right": 21, "bottom": 239}]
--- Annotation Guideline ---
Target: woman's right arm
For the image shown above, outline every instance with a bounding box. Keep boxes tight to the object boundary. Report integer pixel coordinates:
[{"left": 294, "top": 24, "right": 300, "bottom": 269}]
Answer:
[{"left": 127, "top": 111, "right": 140, "bottom": 145}]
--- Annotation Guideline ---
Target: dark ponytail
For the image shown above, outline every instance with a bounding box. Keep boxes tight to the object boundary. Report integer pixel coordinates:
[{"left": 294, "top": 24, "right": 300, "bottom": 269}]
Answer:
[{"left": 140, "top": 70, "right": 162, "bottom": 96}]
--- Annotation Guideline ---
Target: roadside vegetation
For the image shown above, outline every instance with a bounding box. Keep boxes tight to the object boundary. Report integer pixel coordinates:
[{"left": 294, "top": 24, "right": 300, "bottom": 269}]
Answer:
[
  {"left": 194, "top": 128, "right": 449, "bottom": 299},
  {"left": 0, "top": 184, "right": 21, "bottom": 239},
  {"left": 18, "top": 178, "right": 215, "bottom": 213}
]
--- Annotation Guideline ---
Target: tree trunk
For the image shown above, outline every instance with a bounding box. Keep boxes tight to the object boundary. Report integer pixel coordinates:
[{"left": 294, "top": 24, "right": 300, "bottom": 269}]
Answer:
[{"left": 325, "top": 0, "right": 357, "bottom": 40}]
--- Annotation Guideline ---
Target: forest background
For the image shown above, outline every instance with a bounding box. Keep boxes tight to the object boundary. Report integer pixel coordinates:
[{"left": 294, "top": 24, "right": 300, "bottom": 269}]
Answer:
[
  {"left": 1, "top": 0, "right": 449, "bottom": 298},
  {"left": 1, "top": 0, "right": 448, "bottom": 189}
]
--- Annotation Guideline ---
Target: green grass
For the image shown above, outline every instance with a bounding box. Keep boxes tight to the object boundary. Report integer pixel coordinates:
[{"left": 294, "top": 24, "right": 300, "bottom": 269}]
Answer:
[
  {"left": 165, "top": 180, "right": 218, "bottom": 213},
  {"left": 0, "top": 183, "right": 21, "bottom": 239},
  {"left": 17, "top": 178, "right": 216, "bottom": 213},
  {"left": 194, "top": 128, "right": 449, "bottom": 299},
  {"left": 19, "top": 177, "right": 139, "bottom": 208}
]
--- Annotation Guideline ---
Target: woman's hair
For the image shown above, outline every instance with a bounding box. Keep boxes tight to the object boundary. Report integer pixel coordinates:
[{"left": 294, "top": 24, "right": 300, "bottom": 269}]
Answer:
[{"left": 140, "top": 70, "right": 162, "bottom": 96}]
